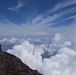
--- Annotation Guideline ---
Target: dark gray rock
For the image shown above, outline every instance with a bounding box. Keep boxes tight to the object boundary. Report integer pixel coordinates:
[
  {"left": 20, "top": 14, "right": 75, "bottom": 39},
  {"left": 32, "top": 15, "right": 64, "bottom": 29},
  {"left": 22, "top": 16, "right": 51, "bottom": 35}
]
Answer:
[{"left": 0, "top": 52, "right": 42, "bottom": 75}]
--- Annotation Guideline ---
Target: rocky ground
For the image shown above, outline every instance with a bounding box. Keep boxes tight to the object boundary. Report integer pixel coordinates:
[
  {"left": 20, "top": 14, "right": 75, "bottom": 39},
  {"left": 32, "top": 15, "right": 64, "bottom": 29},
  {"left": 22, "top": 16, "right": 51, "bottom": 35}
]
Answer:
[{"left": 0, "top": 51, "right": 42, "bottom": 75}]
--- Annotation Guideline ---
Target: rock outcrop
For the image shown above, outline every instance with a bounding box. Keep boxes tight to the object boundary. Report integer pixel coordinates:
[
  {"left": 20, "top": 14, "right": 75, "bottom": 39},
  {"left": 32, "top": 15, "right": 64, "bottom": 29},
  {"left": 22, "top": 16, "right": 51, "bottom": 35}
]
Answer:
[{"left": 0, "top": 45, "right": 42, "bottom": 75}]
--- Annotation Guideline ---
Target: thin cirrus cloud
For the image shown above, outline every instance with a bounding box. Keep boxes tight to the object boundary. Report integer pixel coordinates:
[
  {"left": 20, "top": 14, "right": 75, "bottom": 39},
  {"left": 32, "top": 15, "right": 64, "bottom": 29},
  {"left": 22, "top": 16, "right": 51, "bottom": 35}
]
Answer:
[
  {"left": 0, "top": 0, "right": 76, "bottom": 36},
  {"left": 49, "top": 15, "right": 76, "bottom": 26},
  {"left": 30, "top": 0, "right": 76, "bottom": 26},
  {"left": 8, "top": 0, "right": 25, "bottom": 11},
  {"left": 0, "top": 9, "right": 76, "bottom": 36},
  {"left": 0, "top": 21, "right": 48, "bottom": 36},
  {"left": 30, "top": 6, "right": 76, "bottom": 27},
  {"left": 49, "top": 0, "right": 76, "bottom": 13},
  {"left": 38, "top": 0, "right": 76, "bottom": 19}
]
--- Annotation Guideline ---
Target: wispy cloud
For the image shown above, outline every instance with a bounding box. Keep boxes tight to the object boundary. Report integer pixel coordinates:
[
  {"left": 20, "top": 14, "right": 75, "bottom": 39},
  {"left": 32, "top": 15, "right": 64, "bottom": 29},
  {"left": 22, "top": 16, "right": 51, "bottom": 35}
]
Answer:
[
  {"left": 37, "top": 0, "right": 76, "bottom": 18},
  {"left": 0, "top": 6, "right": 76, "bottom": 36},
  {"left": 0, "top": 0, "right": 76, "bottom": 36},
  {"left": 0, "top": 21, "right": 48, "bottom": 36},
  {"left": 31, "top": 6, "right": 76, "bottom": 26},
  {"left": 61, "top": 0, "right": 76, "bottom": 8},
  {"left": 46, "top": 0, "right": 76, "bottom": 15},
  {"left": 8, "top": 0, "right": 25, "bottom": 11}
]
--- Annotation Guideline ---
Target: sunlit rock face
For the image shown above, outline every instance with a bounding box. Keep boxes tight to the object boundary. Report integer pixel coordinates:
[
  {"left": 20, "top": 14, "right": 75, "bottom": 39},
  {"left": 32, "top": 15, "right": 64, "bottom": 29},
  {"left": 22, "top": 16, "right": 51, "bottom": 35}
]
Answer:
[{"left": 0, "top": 48, "right": 42, "bottom": 75}]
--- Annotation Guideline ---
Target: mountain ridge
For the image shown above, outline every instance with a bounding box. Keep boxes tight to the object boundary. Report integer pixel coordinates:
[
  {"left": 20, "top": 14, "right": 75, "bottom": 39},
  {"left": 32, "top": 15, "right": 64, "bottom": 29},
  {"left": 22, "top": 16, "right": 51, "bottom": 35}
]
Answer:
[{"left": 0, "top": 44, "right": 43, "bottom": 75}]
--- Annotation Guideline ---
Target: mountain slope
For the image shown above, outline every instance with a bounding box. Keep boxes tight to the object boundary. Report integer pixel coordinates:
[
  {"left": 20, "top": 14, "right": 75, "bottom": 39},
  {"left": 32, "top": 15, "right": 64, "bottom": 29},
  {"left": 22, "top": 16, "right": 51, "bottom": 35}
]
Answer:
[{"left": 0, "top": 51, "right": 42, "bottom": 75}]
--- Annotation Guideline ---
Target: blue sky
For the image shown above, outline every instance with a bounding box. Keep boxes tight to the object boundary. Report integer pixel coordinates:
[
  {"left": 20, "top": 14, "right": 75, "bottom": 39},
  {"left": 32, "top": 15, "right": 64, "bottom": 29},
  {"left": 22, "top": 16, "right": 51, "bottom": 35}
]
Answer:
[{"left": 0, "top": 0, "right": 76, "bottom": 36}]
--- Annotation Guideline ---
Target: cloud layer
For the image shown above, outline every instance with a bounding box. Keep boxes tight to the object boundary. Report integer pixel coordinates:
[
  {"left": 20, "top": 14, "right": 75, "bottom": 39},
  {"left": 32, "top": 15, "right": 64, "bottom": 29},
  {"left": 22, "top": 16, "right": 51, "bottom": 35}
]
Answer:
[{"left": 7, "top": 33, "right": 76, "bottom": 75}]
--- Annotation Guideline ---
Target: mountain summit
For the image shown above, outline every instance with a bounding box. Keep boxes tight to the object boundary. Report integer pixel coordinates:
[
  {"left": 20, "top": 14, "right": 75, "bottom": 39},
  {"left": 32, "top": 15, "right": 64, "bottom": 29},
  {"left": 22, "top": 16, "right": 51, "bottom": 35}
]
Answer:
[{"left": 0, "top": 44, "right": 42, "bottom": 75}]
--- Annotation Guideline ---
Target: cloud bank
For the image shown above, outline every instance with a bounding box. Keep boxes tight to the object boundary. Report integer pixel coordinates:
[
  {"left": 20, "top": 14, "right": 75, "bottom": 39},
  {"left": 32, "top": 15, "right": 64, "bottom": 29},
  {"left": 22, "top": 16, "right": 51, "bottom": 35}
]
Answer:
[
  {"left": 7, "top": 33, "right": 76, "bottom": 75},
  {"left": 0, "top": 37, "right": 25, "bottom": 44}
]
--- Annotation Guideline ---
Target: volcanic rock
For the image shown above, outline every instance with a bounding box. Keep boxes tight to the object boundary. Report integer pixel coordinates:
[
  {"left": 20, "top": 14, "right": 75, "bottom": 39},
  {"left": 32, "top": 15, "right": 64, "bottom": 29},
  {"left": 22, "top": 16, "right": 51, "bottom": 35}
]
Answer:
[{"left": 0, "top": 45, "right": 42, "bottom": 75}]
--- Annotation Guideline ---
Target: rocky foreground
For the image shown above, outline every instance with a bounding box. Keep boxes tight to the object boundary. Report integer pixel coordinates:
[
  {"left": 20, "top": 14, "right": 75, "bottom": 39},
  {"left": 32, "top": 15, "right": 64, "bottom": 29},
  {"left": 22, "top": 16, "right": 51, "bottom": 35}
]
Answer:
[{"left": 0, "top": 45, "right": 42, "bottom": 75}]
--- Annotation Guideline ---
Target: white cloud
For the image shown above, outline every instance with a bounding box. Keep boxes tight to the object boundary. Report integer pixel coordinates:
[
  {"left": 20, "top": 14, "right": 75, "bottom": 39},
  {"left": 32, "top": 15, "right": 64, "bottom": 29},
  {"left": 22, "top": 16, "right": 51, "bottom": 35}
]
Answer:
[
  {"left": 7, "top": 33, "right": 76, "bottom": 75},
  {"left": 36, "top": 0, "right": 76, "bottom": 21},
  {"left": 31, "top": 6, "right": 76, "bottom": 27},
  {"left": 61, "top": 0, "right": 76, "bottom": 8},
  {"left": 8, "top": 0, "right": 25, "bottom": 11},
  {"left": 47, "top": 0, "right": 76, "bottom": 14},
  {"left": 0, "top": 0, "right": 76, "bottom": 37},
  {"left": 53, "top": 15, "right": 76, "bottom": 25},
  {"left": 60, "top": 20, "right": 76, "bottom": 49},
  {"left": 53, "top": 33, "right": 61, "bottom": 42},
  {"left": 0, "top": 37, "right": 19, "bottom": 44},
  {"left": 0, "top": 21, "right": 48, "bottom": 36}
]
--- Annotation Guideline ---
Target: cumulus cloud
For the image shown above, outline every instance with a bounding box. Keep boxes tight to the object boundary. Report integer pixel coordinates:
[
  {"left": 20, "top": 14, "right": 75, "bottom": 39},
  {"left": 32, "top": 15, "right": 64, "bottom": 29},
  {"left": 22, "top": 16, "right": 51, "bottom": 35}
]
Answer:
[
  {"left": 0, "top": 37, "right": 25, "bottom": 44},
  {"left": 7, "top": 33, "right": 76, "bottom": 75},
  {"left": 53, "top": 33, "right": 61, "bottom": 42},
  {"left": 60, "top": 20, "right": 76, "bottom": 49},
  {"left": 0, "top": 37, "right": 17, "bottom": 44}
]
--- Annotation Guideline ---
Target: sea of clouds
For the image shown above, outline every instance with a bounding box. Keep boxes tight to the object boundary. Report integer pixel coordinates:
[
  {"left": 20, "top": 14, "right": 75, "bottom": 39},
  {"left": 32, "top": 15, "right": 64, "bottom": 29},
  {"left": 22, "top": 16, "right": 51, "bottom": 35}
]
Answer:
[
  {"left": 0, "top": 23, "right": 76, "bottom": 75},
  {"left": 1, "top": 32, "right": 75, "bottom": 75}
]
